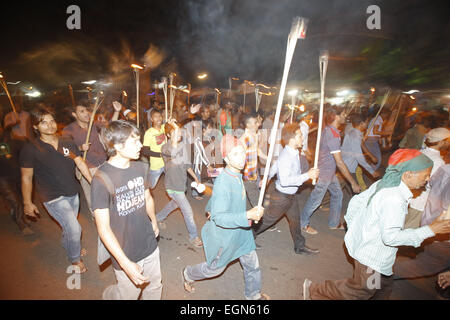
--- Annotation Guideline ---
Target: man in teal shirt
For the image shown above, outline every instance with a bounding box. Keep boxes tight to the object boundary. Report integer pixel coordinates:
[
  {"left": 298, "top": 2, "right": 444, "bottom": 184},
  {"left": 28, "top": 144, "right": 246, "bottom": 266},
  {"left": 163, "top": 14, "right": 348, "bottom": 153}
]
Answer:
[{"left": 182, "top": 135, "right": 270, "bottom": 300}]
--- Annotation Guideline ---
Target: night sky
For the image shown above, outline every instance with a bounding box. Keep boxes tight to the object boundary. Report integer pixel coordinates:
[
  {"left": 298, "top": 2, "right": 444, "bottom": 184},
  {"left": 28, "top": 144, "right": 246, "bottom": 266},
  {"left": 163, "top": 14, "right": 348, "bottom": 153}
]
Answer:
[{"left": 0, "top": 0, "right": 449, "bottom": 92}]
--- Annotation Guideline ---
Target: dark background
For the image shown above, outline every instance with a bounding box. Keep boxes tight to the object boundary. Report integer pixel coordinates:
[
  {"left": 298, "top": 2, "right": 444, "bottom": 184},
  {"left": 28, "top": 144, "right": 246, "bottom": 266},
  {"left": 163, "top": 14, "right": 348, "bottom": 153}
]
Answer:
[{"left": 0, "top": 0, "right": 449, "bottom": 91}]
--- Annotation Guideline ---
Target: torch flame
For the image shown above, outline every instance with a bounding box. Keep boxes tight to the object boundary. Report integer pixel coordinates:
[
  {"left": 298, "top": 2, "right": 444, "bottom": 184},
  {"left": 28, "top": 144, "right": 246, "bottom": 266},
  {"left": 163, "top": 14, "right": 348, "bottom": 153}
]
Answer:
[{"left": 131, "top": 64, "right": 144, "bottom": 70}]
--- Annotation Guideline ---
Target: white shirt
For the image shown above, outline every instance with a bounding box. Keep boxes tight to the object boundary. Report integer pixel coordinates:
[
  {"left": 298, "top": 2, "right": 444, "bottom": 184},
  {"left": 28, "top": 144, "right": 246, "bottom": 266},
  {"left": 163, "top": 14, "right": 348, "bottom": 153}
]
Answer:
[
  {"left": 344, "top": 180, "right": 435, "bottom": 276},
  {"left": 274, "top": 145, "right": 309, "bottom": 195},
  {"left": 410, "top": 147, "right": 445, "bottom": 211},
  {"left": 299, "top": 120, "right": 309, "bottom": 155},
  {"left": 367, "top": 116, "right": 383, "bottom": 137}
]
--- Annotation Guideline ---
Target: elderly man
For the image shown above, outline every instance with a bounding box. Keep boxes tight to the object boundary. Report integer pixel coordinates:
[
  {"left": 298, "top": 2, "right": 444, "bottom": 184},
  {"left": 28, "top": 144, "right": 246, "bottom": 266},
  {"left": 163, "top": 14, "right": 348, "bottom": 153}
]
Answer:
[
  {"left": 303, "top": 149, "right": 450, "bottom": 300},
  {"left": 404, "top": 127, "right": 449, "bottom": 228}
]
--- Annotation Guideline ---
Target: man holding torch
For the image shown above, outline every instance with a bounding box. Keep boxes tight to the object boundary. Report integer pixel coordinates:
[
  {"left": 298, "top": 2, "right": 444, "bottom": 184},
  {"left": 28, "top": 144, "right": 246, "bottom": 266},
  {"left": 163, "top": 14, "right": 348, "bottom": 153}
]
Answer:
[{"left": 300, "top": 106, "right": 361, "bottom": 234}]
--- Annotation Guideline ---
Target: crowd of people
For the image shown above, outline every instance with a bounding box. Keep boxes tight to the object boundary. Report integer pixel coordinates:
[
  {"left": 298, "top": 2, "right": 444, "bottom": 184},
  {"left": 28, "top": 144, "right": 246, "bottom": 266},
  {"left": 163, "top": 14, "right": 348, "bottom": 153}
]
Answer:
[{"left": 0, "top": 93, "right": 449, "bottom": 300}]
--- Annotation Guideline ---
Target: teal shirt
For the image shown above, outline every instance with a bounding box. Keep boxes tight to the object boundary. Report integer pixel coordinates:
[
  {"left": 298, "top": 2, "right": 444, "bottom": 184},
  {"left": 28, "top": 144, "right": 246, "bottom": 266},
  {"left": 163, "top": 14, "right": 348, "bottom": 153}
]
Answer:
[{"left": 202, "top": 168, "right": 255, "bottom": 268}]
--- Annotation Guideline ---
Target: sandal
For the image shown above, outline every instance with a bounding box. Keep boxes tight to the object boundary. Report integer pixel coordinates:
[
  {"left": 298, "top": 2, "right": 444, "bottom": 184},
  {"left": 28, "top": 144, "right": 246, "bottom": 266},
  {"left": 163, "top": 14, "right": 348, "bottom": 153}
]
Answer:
[
  {"left": 182, "top": 268, "right": 195, "bottom": 293},
  {"left": 259, "top": 293, "right": 271, "bottom": 300},
  {"left": 71, "top": 261, "right": 87, "bottom": 274},
  {"left": 329, "top": 223, "right": 345, "bottom": 230},
  {"left": 190, "top": 237, "right": 203, "bottom": 248},
  {"left": 302, "top": 226, "right": 318, "bottom": 235}
]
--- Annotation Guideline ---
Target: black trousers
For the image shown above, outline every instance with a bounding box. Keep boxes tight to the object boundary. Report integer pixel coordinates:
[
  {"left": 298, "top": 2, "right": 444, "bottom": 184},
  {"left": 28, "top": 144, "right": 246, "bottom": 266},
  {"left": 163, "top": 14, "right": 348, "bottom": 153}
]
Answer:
[{"left": 255, "top": 188, "right": 305, "bottom": 251}]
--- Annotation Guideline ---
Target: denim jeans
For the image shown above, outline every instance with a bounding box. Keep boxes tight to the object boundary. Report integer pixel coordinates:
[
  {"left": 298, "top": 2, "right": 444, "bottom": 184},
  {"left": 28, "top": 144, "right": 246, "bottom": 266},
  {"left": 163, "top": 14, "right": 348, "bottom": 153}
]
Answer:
[
  {"left": 150, "top": 167, "right": 164, "bottom": 189},
  {"left": 103, "top": 247, "right": 162, "bottom": 300},
  {"left": 79, "top": 167, "right": 98, "bottom": 215},
  {"left": 364, "top": 137, "right": 381, "bottom": 170},
  {"left": 156, "top": 192, "right": 199, "bottom": 240},
  {"left": 185, "top": 250, "right": 262, "bottom": 300},
  {"left": 300, "top": 175, "right": 343, "bottom": 228},
  {"left": 43, "top": 194, "right": 82, "bottom": 263}
]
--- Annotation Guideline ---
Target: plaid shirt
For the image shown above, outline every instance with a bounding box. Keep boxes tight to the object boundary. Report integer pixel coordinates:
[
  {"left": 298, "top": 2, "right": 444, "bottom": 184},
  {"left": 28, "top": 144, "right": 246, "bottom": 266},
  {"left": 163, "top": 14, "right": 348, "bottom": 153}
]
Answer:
[{"left": 240, "top": 129, "right": 259, "bottom": 181}]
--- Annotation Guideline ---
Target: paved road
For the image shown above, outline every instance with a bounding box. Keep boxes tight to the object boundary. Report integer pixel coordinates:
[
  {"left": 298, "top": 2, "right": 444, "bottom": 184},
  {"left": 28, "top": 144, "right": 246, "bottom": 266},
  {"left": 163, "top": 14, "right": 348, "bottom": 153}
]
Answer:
[{"left": 0, "top": 175, "right": 443, "bottom": 300}]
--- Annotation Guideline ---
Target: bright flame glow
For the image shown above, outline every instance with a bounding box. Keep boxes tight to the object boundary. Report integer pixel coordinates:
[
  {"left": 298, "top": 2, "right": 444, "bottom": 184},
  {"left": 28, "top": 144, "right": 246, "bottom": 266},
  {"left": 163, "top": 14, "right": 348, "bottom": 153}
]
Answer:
[
  {"left": 328, "top": 97, "right": 344, "bottom": 105},
  {"left": 82, "top": 80, "right": 97, "bottom": 85},
  {"left": 257, "top": 83, "right": 271, "bottom": 89},
  {"left": 299, "top": 104, "right": 305, "bottom": 112},
  {"left": 410, "top": 95, "right": 416, "bottom": 100},
  {"left": 412, "top": 107, "right": 417, "bottom": 112},
  {"left": 337, "top": 90, "right": 349, "bottom": 97},
  {"left": 131, "top": 64, "right": 144, "bottom": 70},
  {"left": 288, "top": 89, "right": 298, "bottom": 96},
  {"left": 122, "top": 91, "right": 127, "bottom": 97},
  {"left": 198, "top": 73, "right": 208, "bottom": 79},
  {"left": 403, "top": 90, "right": 419, "bottom": 94},
  {"left": 25, "top": 91, "right": 41, "bottom": 98}
]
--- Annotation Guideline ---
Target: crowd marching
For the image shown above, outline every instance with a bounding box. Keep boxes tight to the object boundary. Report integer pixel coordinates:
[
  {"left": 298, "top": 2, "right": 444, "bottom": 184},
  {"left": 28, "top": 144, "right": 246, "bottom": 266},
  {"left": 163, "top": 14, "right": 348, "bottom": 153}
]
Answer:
[{"left": 0, "top": 94, "right": 449, "bottom": 300}]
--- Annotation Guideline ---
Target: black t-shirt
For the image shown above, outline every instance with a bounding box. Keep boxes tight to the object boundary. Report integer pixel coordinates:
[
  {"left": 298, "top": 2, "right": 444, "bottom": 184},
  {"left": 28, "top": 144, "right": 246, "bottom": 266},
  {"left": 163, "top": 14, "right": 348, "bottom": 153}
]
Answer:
[
  {"left": 91, "top": 161, "right": 158, "bottom": 270},
  {"left": 19, "top": 137, "right": 81, "bottom": 202}
]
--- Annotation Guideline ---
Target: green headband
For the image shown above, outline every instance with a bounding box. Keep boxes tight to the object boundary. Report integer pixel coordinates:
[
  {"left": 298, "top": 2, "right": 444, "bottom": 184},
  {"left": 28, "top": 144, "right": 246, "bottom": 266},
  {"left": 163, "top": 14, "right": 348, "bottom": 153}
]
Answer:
[{"left": 368, "top": 153, "right": 433, "bottom": 205}]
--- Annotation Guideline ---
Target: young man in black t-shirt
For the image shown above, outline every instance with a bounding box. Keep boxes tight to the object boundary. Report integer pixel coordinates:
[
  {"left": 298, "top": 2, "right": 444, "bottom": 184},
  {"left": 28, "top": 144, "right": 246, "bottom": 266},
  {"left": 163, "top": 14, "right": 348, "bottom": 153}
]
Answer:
[
  {"left": 20, "top": 107, "right": 92, "bottom": 273},
  {"left": 92, "top": 120, "right": 161, "bottom": 300}
]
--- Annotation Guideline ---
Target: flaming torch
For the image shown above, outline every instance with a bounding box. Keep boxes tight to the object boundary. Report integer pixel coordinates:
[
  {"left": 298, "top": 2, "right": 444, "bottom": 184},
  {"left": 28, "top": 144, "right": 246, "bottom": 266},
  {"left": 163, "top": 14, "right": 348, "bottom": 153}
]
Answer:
[
  {"left": 312, "top": 50, "right": 329, "bottom": 185},
  {"left": 0, "top": 74, "right": 18, "bottom": 117},
  {"left": 255, "top": 17, "right": 308, "bottom": 224}
]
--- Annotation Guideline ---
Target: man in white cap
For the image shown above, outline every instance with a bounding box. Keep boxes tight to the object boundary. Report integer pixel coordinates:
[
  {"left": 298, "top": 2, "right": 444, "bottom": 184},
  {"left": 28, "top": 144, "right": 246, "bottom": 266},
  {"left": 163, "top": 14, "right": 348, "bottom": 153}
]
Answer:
[{"left": 405, "top": 127, "right": 450, "bottom": 228}]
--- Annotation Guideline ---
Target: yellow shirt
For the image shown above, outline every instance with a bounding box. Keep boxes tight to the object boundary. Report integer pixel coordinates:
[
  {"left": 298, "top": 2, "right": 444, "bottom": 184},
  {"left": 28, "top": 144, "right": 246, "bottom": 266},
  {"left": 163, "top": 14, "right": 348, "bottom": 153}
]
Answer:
[{"left": 143, "top": 125, "right": 166, "bottom": 170}]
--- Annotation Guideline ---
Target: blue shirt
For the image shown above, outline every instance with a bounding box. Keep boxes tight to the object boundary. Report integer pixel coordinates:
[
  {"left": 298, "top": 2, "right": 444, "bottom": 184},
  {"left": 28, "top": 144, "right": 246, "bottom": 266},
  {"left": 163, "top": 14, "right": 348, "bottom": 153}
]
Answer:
[
  {"left": 274, "top": 145, "right": 309, "bottom": 195},
  {"left": 318, "top": 125, "right": 341, "bottom": 181},
  {"left": 203, "top": 168, "right": 255, "bottom": 268},
  {"left": 341, "top": 127, "right": 375, "bottom": 174}
]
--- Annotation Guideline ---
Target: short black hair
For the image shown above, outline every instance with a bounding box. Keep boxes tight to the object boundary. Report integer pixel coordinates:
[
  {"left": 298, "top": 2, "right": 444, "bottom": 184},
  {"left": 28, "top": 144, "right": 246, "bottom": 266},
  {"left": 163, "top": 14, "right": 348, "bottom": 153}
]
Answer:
[
  {"left": 150, "top": 108, "right": 162, "bottom": 118},
  {"left": 242, "top": 113, "right": 258, "bottom": 128},
  {"left": 324, "top": 106, "right": 345, "bottom": 126},
  {"left": 30, "top": 106, "right": 56, "bottom": 127},
  {"left": 350, "top": 114, "right": 367, "bottom": 127},
  {"left": 99, "top": 120, "right": 140, "bottom": 157}
]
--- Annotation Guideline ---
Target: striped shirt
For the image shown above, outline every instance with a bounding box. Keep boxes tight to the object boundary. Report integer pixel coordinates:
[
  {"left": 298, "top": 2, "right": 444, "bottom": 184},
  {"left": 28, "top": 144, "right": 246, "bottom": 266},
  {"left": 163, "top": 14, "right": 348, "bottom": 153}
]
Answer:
[{"left": 344, "top": 180, "right": 435, "bottom": 276}]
